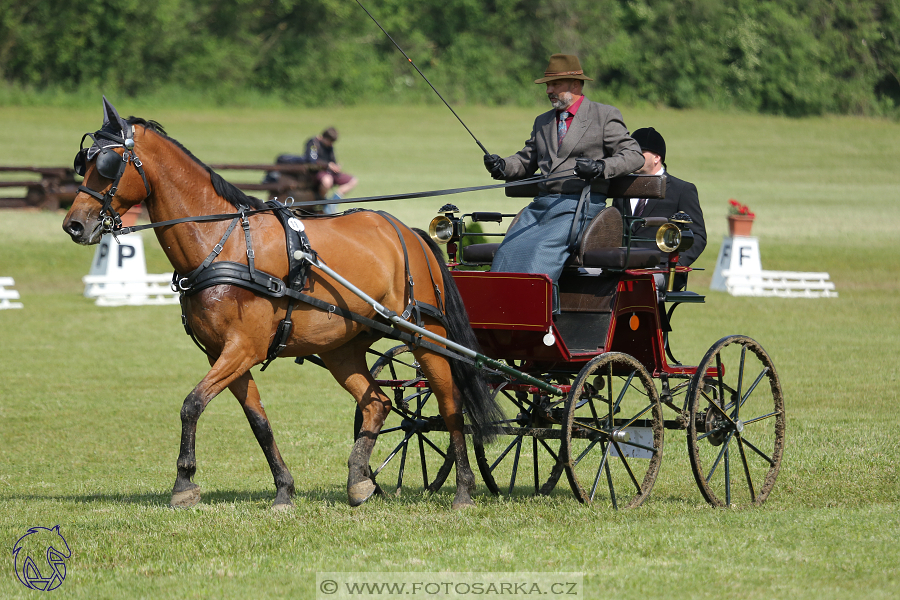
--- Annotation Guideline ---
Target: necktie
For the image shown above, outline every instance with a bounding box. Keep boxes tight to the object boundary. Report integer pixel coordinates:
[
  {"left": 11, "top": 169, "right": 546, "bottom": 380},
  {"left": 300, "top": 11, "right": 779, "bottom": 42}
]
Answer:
[
  {"left": 634, "top": 198, "right": 648, "bottom": 216},
  {"left": 557, "top": 111, "right": 570, "bottom": 145}
]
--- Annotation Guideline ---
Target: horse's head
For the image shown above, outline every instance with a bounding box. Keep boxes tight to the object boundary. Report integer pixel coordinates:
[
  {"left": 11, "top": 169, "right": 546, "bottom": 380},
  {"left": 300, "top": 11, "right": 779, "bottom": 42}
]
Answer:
[{"left": 62, "top": 97, "right": 152, "bottom": 245}]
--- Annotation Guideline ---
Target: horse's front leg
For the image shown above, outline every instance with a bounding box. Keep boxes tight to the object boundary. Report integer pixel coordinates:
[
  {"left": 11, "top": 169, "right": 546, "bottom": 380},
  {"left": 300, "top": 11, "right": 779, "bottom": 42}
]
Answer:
[
  {"left": 171, "top": 384, "right": 213, "bottom": 508},
  {"left": 228, "top": 372, "right": 295, "bottom": 509},
  {"left": 170, "top": 346, "right": 256, "bottom": 508},
  {"left": 416, "top": 352, "right": 476, "bottom": 509},
  {"left": 321, "top": 344, "right": 390, "bottom": 507}
]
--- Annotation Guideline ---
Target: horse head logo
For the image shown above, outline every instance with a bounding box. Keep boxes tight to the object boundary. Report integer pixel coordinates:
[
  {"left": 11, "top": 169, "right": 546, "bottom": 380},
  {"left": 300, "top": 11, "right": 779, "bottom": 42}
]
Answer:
[{"left": 12, "top": 525, "right": 71, "bottom": 591}]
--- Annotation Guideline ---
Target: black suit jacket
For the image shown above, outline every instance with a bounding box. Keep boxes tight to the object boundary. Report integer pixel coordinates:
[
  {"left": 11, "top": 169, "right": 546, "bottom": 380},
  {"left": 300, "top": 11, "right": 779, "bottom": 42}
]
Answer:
[{"left": 612, "top": 172, "right": 707, "bottom": 266}]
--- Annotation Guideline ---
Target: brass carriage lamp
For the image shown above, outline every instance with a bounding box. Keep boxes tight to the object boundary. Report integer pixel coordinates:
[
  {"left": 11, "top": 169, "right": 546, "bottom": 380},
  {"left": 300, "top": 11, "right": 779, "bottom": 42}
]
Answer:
[
  {"left": 429, "top": 204, "right": 461, "bottom": 261},
  {"left": 655, "top": 212, "right": 695, "bottom": 292}
]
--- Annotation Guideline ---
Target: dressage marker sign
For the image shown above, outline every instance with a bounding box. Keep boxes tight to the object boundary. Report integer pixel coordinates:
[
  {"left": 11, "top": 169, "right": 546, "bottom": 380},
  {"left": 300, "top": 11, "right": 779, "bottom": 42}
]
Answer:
[
  {"left": 711, "top": 234, "right": 837, "bottom": 298},
  {"left": 83, "top": 234, "right": 178, "bottom": 306},
  {"left": 0, "top": 276, "right": 23, "bottom": 309}
]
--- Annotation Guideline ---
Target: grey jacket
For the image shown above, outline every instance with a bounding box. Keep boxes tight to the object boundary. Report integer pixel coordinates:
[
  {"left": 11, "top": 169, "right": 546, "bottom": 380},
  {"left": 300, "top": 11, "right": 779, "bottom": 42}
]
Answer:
[{"left": 502, "top": 98, "right": 644, "bottom": 195}]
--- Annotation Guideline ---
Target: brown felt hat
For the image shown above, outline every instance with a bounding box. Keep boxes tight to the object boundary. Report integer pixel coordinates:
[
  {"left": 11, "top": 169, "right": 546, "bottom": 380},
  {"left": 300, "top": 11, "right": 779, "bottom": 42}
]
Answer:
[
  {"left": 322, "top": 127, "right": 338, "bottom": 141},
  {"left": 534, "top": 54, "right": 594, "bottom": 84}
]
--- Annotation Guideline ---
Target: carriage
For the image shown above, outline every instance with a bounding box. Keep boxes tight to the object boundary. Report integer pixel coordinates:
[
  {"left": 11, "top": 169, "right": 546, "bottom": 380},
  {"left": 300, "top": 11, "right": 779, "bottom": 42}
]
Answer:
[
  {"left": 358, "top": 174, "right": 785, "bottom": 509},
  {"left": 63, "top": 99, "right": 784, "bottom": 511}
]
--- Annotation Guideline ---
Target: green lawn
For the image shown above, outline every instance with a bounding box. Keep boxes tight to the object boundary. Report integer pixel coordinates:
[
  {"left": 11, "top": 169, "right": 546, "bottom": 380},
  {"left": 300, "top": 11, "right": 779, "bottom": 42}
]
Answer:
[{"left": 0, "top": 104, "right": 898, "bottom": 599}]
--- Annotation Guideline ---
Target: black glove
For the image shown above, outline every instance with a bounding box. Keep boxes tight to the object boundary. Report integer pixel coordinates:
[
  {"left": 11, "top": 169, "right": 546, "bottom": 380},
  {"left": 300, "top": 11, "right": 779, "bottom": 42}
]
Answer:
[
  {"left": 575, "top": 157, "right": 605, "bottom": 181},
  {"left": 483, "top": 154, "right": 506, "bottom": 180}
]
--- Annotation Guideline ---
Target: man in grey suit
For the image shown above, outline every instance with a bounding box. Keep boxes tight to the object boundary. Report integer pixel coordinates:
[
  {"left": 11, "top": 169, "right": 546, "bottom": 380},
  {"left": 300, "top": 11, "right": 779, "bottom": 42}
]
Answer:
[{"left": 483, "top": 54, "right": 643, "bottom": 281}]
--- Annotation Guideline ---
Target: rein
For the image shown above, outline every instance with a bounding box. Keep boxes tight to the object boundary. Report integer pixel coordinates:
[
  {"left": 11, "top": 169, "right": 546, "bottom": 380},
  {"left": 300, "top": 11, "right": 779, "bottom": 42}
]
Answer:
[{"left": 111, "top": 172, "right": 572, "bottom": 237}]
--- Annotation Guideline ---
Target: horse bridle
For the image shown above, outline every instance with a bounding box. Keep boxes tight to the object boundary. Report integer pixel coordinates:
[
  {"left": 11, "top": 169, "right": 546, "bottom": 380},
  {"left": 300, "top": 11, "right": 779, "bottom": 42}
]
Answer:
[{"left": 74, "top": 124, "right": 151, "bottom": 234}]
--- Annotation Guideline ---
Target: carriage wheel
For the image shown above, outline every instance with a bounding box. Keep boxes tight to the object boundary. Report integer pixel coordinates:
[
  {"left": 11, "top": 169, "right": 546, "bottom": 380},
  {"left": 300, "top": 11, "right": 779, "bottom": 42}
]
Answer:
[
  {"left": 357, "top": 345, "right": 454, "bottom": 495},
  {"left": 562, "top": 353, "right": 664, "bottom": 508},
  {"left": 472, "top": 379, "right": 567, "bottom": 497},
  {"left": 686, "top": 335, "right": 785, "bottom": 507}
]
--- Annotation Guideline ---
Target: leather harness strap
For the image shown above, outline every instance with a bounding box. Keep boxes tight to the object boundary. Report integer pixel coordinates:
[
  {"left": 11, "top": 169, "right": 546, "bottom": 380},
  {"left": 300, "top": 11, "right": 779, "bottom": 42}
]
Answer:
[{"left": 174, "top": 206, "right": 458, "bottom": 368}]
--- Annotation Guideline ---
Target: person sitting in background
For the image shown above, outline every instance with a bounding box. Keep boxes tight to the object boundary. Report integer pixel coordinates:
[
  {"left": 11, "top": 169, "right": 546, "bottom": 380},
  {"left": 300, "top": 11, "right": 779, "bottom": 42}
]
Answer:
[{"left": 304, "top": 127, "right": 358, "bottom": 214}]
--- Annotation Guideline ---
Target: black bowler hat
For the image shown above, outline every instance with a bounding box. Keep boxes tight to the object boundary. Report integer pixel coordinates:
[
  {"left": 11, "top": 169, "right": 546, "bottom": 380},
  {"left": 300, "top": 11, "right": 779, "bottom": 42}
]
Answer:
[{"left": 632, "top": 127, "right": 666, "bottom": 162}]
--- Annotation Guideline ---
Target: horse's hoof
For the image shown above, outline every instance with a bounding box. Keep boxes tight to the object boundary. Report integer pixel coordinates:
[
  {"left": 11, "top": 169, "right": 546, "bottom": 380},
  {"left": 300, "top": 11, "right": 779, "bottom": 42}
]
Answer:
[
  {"left": 451, "top": 498, "right": 476, "bottom": 510},
  {"left": 271, "top": 501, "right": 294, "bottom": 512},
  {"left": 170, "top": 486, "right": 201, "bottom": 508},
  {"left": 348, "top": 480, "right": 378, "bottom": 507}
]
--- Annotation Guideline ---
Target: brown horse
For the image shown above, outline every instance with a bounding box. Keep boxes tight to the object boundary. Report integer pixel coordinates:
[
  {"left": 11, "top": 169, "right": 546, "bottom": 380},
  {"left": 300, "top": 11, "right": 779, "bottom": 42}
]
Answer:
[{"left": 62, "top": 98, "right": 502, "bottom": 510}]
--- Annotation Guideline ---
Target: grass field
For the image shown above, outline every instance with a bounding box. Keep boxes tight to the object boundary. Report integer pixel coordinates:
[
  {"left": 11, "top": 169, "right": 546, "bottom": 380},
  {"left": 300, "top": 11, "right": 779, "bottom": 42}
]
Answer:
[{"left": 1, "top": 103, "right": 899, "bottom": 599}]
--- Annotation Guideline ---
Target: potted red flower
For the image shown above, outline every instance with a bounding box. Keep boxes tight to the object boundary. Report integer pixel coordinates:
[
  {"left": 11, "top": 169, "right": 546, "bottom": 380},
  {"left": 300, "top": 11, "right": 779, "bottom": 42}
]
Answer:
[{"left": 727, "top": 199, "right": 755, "bottom": 237}]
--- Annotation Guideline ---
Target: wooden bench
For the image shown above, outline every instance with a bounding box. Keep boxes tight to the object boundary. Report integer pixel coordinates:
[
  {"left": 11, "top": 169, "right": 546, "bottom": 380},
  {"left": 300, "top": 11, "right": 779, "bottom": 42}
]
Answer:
[{"left": 0, "top": 163, "right": 322, "bottom": 210}]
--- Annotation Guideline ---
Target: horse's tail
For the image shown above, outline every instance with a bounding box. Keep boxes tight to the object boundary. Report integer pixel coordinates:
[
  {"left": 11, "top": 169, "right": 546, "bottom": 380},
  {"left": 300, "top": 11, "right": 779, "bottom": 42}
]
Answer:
[{"left": 413, "top": 229, "right": 504, "bottom": 444}]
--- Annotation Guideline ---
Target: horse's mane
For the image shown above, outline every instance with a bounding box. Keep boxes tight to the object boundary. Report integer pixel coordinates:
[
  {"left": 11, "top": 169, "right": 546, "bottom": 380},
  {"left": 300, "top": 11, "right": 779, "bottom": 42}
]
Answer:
[{"left": 125, "top": 116, "right": 267, "bottom": 211}]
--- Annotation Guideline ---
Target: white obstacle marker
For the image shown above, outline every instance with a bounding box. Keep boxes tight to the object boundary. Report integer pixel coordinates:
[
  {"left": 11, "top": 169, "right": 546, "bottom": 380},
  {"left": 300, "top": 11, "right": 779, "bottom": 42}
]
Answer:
[
  {"left": 83, "top": 234, "right": 179, "bottom": 306},
  {"left": 711, "top": 235, "right": 837, "bottom": 298},
  {"left": 0, "top": 277, "right": 24, "bottom": 310}
]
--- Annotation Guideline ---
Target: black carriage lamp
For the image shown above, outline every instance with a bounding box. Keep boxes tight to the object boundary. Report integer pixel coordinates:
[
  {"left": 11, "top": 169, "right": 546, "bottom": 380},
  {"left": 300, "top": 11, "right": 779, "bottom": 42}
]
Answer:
[
  {"left": 655, "top": 212, "right": 695, "bottom": 292},
  {"left": 429, "top": 204, "right": 461, "bottom": 261}
]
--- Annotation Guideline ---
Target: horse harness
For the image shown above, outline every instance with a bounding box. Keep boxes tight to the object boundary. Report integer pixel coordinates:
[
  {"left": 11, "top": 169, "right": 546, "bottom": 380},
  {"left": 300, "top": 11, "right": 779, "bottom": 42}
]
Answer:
[
  {"left": 74, "top": 124, "right": 151, "bottom": 234},
  {"left": 173, "top": 203, "right": 452, "bottom": 370}
]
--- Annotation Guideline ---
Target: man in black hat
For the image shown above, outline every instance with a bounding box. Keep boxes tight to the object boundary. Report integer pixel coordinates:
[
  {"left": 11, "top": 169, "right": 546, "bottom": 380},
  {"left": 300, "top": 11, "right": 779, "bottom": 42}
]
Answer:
[
  {"left": 611, "top": 127, "right": 707, "bottom": 270},
  {"left": 483, "top": 54, "right": 643, "bottom": 282}
]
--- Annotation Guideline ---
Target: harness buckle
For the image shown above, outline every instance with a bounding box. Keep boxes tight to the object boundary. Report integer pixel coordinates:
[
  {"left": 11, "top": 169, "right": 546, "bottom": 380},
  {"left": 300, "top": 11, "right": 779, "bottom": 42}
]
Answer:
[
  {"left": 213, "top": 243, "right": 224, "bottom": 255},
  {"left": 177, "top": 277, "right": 192, "bottom": 292},
  {"left": 268, "top": 278, "right": 284, "bottom": 294}
]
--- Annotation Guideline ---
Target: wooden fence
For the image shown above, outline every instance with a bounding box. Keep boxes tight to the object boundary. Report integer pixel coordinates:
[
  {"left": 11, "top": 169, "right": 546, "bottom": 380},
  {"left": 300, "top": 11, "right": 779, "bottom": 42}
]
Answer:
[{"left": 0, "top": 163, "right": 321, "bottom": 210}]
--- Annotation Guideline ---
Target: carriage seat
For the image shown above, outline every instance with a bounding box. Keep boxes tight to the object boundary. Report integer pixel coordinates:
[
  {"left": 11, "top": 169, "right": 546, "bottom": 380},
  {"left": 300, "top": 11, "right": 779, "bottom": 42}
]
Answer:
[
  {"left": 463, "top": 174, "right": 667, "bottom": 269},
  {"left": 462, "top": 207, "right": 663, "bottom": 270}
]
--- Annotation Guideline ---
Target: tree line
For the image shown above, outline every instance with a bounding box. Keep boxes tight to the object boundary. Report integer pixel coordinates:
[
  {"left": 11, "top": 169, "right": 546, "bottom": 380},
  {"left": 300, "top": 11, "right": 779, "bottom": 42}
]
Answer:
[{"left": 1, "top": 0, "right": 898, "bottom": 117}]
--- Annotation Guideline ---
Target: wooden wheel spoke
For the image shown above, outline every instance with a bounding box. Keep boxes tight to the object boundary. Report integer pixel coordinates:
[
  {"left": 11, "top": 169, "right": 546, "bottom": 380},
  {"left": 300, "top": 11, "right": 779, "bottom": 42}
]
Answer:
[
  {"left": 590, "top": 442, "right": 612, "bottom": 502},
  {"left": 738, "top": 367, "right": 770, "bottom": 413},
  {"left": 705, "top": 430, "right": 735, "bottom": 483},
  {"left": 736, "top": 346, "right": 747, "bottom": 418},
  {"left": 488, "top": 437, "right": 521, "bottom": 472},
  {"left": 611, "top": 370, "right": 637, "bottom": 416},
  {"left": 508, "top": 436, "right": 524, "bottom": 495},
  {"left": 373, "top": 429, "right": 415, "bottom": 477},
  {"left": 612, "top": 441, "right": 643, "bottom": 494},
  {"left": 419, "top": 431, "right": 447, "bottom": 458},
  {"left": 619, "top": 402, "right": 655, "bottom": 429},
  {"left": 742, "top": 409, "right": 782, "bottom": 427},
  {"left": 395, "top": 436, "right": 409, "bottom": 489},
  {"left": 736, "top": 436, "right": 757, "bottom": 502},
  {"left": 573, "top": 437, "right": 601, "bottom": 467},
  {"left": 737, "top": 433, "right": 775, "bottom": 467},
  {"left": 699, "top": 387, "right": 739, "bottom": 428},
  {"left": 536, "top": 436, "right": 559, "bottom": 462}
]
